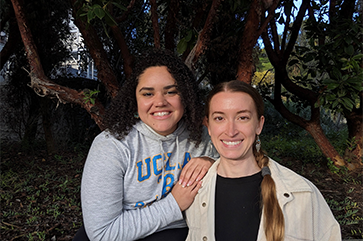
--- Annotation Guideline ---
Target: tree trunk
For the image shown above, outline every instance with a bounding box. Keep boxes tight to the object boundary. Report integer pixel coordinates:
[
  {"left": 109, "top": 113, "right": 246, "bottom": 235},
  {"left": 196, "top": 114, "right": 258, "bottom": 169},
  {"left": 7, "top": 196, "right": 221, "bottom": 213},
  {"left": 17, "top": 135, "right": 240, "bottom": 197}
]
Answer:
[
  {"left": 39, "top": 97, "right": 56, "bottom": 154},
  {"left": 150, "top": 0, "right": 160, "bottom": 48},
  {"left": 236, "top": 0, "right": 261, "bottom": 83},
  {"left": 11, "top": 0, "right": 106, "bottom": 130},
  {"left": 236, "top": 0, "right": 280, "bottom": 83},
  {"left": 165, "top": 0, "right": 179, "bottom": 50},
  {"left": 344, "top": 110, "right": 363, "bottom": 168},
  {"left": 305, "top": 122, "right": 349, "bottom": 168},
  {"left": 186, "top": 0, "right": 222, "bottom": 68},
  {"left": 21, "top": 98, "right": 40, "bottom": 151},
  {"left": 110, "top": 25, "right": 134, "bottom": 79}
]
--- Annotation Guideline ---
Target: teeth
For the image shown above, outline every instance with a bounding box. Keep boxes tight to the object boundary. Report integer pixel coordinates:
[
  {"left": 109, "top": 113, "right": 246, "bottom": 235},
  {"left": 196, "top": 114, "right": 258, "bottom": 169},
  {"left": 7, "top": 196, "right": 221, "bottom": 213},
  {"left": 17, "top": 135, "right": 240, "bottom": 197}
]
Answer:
[
  {"left": 222, "top": 140, "right": 241, "bottom": 146},
  {"left": 153, "top": 112, "right": 169, "bottom": 116}
]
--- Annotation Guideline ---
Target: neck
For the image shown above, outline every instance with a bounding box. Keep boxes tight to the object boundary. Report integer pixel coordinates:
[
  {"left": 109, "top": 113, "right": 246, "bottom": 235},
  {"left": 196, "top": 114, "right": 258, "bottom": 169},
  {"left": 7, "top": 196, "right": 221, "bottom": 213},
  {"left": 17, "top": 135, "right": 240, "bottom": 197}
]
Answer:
[{"left": 217, "top": 157, "right": 261, "bottom": 178}]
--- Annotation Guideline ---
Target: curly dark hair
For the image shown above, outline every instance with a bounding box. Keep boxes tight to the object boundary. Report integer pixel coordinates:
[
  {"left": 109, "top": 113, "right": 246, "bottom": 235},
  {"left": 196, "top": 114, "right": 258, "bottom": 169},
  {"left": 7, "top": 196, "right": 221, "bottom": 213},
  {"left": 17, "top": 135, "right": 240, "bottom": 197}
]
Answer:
[{"left": 105, "top": 48, "right": 204, "bottom": 144}]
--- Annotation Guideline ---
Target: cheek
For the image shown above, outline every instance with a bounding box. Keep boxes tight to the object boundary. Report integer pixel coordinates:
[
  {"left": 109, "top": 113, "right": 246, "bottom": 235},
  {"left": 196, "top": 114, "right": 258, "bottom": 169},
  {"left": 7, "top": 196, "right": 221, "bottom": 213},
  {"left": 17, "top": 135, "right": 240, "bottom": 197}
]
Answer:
[
  {"left": 171, "top": 97, "right": 184, "bottom": 113},
  {"left": 208, "top": 124, "right": 221, "bottom": 139},
  {"left": 137, "top": 99, "right": 150, "bottom": 111}
]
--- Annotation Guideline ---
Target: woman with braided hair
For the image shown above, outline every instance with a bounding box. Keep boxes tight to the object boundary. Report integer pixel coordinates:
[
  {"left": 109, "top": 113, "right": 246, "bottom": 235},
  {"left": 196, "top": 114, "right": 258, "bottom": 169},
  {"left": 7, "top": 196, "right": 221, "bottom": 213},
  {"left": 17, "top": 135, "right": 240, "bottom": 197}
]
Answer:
[{"left": 184, "top": 80, "right": 340, "bottom": 241}]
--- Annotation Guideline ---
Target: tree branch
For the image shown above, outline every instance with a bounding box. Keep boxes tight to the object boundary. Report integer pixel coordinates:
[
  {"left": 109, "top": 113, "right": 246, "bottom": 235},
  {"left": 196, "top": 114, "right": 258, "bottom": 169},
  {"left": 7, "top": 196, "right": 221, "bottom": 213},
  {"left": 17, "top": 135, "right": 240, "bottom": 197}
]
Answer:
[
  {"left": 115, "top": 0, "right": 136, "bottom": 23},
  {"left": 70, "top": 0, "right": 119, "bottom": 98},
  {"left": 108, "top": 4, "right": 134, "bottom": 79},
  {"left": 283, "top": 0, "right": 309, "bottom": 63},
  {"left": 165, "top": 0, "right": 179, "bottom": 50},
  {"left": 150, "top": 0, "right": 160, "bottom": 48},
  {"left": 186, "top": 0, "right": 222, "bottom": 68}
]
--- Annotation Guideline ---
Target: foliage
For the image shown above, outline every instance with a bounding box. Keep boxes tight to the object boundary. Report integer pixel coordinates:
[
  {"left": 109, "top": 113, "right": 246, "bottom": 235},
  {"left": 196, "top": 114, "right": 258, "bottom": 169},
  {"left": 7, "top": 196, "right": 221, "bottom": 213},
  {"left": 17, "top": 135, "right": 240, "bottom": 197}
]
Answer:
[
  {"left": 327, "top": 197, "right": 363, "bottom": 232},
  {"left": 83, "top": 89, "right": 100, "bottom": 104},
  {"left": 290, "top": 17, "right": 363, "bottom": 114},
  {"left": 177, "top": 29, "right": 197, "bottom": 55},
  {"left": 75, "top": 0, "right": 127, "bottom": 37}
]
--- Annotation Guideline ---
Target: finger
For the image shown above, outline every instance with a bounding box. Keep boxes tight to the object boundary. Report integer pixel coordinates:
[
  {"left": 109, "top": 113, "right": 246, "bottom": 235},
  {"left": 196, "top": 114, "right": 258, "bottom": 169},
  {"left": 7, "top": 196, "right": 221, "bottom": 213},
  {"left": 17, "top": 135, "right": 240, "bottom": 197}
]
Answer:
[
  {"left": 194, "top": 166, "right": 209, "bottom": 182},
  {"left": 181, "top": 166, "right": 197, "bottom": 187},
  {"left": 186, "top": 167, "right": 202, "bottom": 187},
  {"left": 191, "top": 180, "right": 202, "bottom": 195},
  {"left": 179, "top": 162, "right": 196, "bottom": 186},
  {"left": 187, "top": 163, "right": 210, "bottom": 186}
]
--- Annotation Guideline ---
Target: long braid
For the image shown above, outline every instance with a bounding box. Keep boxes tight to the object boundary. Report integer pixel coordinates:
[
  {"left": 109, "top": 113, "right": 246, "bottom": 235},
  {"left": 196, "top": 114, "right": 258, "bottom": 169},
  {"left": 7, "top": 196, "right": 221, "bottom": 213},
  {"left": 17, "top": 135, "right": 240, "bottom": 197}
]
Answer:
[{"left": 255, "top": 141, "right": 285, "bottom": 241}]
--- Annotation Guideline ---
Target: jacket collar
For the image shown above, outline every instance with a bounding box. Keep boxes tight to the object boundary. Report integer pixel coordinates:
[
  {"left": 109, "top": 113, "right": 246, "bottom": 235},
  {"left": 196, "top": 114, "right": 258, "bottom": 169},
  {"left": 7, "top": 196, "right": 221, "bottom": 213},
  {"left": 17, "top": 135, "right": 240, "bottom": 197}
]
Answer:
[
  {"left": 202, "top": 158, "right": 313, "bottom": 194},
  {"left": 268, "top": 158, "right": 313, "bottom": 194}
]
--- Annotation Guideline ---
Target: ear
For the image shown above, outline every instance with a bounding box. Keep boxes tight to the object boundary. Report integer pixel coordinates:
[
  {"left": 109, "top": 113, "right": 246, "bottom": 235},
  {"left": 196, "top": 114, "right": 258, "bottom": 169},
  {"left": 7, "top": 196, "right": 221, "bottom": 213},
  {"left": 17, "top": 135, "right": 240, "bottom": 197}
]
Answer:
[
  {"left": 203, "top": 117, "right": 212, "bottom": 136},
  {"left": 203, "top": 116, "right": 208, "bottom": 127},
  {"left": 256, "top": 115, "right": 265, "bottom": 135}
]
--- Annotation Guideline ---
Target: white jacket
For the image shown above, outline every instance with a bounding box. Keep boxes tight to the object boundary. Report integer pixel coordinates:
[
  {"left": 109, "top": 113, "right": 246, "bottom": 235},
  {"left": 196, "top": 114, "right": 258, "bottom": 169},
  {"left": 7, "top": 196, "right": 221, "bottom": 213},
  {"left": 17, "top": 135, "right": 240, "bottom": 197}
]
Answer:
[{"left": 185, "top": 158, "right": 341, "bottom": 241}]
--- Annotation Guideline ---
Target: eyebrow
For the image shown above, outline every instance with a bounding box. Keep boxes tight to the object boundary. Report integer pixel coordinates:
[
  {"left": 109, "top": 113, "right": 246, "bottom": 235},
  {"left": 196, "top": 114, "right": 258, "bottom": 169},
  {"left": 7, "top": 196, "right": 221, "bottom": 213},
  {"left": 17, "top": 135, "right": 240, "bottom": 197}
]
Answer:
[
  {"left": 138, "top": 84, "right": 178, "bottom": 92},
  {"left": 211, "top": 110, "right": 251, "bottom": 115}
]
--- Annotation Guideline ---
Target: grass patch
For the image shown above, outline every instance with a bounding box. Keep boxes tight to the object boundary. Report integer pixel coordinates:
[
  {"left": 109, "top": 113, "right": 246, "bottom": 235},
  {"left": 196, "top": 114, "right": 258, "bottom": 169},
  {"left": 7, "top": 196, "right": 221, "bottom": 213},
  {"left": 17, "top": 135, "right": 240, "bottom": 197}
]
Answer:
[{"left": 1, "top": 144, "right": 85, "bottom": 240}]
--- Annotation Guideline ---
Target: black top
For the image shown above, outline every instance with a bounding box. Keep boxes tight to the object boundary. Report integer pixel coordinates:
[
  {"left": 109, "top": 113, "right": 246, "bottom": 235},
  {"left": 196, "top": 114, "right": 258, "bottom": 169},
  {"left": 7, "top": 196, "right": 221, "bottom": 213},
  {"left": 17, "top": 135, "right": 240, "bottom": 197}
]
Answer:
[{"left": 215, "top": 171, "right": 263, "bottom": 241}]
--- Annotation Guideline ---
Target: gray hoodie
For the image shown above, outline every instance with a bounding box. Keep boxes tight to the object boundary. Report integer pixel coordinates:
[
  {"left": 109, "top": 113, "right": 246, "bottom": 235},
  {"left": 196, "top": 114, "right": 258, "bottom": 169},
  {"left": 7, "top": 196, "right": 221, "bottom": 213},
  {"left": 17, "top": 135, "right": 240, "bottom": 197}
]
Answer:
[{"left": 81, "top": 120, "right": 218, "bottom": 241}]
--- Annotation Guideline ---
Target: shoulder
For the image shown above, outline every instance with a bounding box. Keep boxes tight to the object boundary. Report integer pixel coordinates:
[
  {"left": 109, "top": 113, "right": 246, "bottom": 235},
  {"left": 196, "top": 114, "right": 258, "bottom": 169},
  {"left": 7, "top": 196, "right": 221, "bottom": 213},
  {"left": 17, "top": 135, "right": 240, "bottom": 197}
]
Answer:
[{"left": 269, "top": 159, "right": 316, "bottom": 193}]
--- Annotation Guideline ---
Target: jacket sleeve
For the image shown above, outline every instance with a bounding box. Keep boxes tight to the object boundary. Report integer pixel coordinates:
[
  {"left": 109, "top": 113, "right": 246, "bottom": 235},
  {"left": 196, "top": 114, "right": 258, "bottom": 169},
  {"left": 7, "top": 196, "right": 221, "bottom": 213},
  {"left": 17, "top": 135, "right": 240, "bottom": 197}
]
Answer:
[
  {"left": 310, "top": 183, "right": 342, "bottom": 241},
  {"left": 81, "top": 134, "right": 183, "bottom": 241}
]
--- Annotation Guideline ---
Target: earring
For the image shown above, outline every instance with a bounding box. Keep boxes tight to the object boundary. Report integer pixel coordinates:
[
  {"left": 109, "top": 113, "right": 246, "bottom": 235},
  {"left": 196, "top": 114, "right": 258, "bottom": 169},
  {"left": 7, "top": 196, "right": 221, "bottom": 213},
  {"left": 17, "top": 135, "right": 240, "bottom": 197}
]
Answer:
[
  {"left": 134, "top": 113, "right": 139, "bottom": 119},
  {"left": 256, "top": 136, "right": 261, "bottom": 152}
]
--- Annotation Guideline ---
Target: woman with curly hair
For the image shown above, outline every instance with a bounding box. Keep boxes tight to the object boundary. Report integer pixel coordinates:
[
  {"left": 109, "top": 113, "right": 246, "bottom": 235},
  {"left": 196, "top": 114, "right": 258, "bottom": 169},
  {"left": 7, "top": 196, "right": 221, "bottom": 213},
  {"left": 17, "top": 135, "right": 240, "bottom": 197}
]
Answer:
[
  {"left": 77, "top": 48, "right": 218, "bottom": 241},
  {"left": 185, "top": 80, "right": 340, "bottom": 241}
]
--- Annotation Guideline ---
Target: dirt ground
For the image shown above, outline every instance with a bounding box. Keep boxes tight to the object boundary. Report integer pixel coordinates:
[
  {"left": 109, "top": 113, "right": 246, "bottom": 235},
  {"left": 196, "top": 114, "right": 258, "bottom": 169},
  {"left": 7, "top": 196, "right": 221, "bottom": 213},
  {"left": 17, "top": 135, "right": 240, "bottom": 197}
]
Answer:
[
  {"left": 281, "top": 157, "right": 363, "bottom": 240},
  {"left": 1, "top": 146, "right": 362, "bottom": 240}
]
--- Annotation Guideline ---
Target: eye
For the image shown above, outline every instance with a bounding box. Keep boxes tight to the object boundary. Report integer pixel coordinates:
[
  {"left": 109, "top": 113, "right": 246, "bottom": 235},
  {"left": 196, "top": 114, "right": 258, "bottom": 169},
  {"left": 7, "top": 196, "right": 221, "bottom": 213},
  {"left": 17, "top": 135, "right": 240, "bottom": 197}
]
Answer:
[
  {"left": 142, "top": 92, "right": 153, "bottom": 97},
  {"left": 238, "top": 116, "right": 249, "bottom": 121},
  {"left": 166, "top": 89, "right": 179, "bottom": 96},
  {"left": 214, "top": 116, "right": 224, "bottom": 121}
]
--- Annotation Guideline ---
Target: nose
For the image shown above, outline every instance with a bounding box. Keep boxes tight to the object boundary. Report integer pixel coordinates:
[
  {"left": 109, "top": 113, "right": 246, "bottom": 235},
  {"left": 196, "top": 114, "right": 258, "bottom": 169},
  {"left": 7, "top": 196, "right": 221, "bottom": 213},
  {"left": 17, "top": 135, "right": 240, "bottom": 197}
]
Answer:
[
  {"left": 155, "top": 93, "right": 167, "bottom": 107},
  {"left": 227, "top": 120, "right": 238, "bottom": 137}
]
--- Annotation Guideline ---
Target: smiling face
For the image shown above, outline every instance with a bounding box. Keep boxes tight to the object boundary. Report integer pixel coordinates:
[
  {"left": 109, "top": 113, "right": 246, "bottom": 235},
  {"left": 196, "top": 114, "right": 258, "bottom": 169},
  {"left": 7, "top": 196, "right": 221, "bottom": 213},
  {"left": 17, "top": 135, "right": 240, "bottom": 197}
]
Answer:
[
  {"left": 206, "top": 91, "right": 264, "bottom": 163},
  {"left": 136, "top": 66, "right": 184, "bottom": 136}
]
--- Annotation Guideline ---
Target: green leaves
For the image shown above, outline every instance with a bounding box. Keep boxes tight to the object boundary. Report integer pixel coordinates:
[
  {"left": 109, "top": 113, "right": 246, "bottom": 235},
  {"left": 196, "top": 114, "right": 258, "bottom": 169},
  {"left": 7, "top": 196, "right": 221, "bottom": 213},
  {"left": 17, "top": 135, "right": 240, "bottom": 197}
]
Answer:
[
  {"left": 177, "top": 29, "right": 196, "bottom": 54},
  {"left": 83, "top": 89, "right": 100, "bottom": 105},
  {"left": 297, "top": 18, "right": 363, "bottom": 114},
  {"left": 77, "top": 0, "right": 126, "bottom": 26},
  {"left": 344, "top": 45, "right": 354, "bottom": 56}
]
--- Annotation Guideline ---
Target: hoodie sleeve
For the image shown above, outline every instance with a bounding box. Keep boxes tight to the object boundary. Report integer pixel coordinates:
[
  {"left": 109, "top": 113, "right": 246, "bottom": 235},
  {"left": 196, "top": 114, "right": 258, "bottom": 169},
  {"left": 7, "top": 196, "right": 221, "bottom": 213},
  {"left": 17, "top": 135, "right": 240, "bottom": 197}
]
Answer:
[{"left": 81, "top": 133, "right": 183, "bottom": 241}]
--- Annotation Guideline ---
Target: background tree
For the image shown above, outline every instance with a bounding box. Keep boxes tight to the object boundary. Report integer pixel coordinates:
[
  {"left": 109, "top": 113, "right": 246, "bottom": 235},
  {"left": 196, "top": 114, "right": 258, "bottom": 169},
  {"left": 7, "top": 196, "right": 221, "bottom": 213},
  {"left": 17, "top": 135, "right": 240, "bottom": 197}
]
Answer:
[
  {"left": 3, "top": 0, "right": 362, "bottom": 170},
  {"left": 260, "top": 0, "right": 362, "bottom": 169},
  {"left": 5, "top": 0, "right": 272, "bottom": 149}
]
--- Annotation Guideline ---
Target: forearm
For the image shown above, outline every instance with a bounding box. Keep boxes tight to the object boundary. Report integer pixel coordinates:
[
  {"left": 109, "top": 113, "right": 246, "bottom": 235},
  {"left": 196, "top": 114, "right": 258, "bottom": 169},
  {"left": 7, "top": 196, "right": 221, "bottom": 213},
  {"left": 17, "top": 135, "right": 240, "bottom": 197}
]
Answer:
[{"left": 82, "top": 193, "right": 183, "bottom": 241}]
